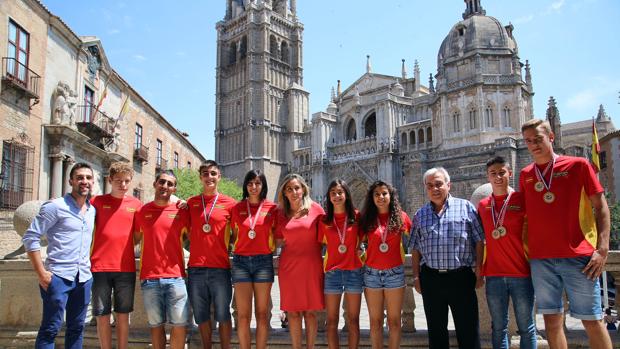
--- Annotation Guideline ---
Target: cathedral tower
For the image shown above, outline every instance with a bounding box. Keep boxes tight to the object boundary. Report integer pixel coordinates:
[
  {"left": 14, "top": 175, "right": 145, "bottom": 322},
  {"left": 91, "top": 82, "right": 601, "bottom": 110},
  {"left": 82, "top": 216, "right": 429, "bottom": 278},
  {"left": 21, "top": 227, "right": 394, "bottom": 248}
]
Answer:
[{"left": 215, "top": 0, "right": 308, "bottom": 195}]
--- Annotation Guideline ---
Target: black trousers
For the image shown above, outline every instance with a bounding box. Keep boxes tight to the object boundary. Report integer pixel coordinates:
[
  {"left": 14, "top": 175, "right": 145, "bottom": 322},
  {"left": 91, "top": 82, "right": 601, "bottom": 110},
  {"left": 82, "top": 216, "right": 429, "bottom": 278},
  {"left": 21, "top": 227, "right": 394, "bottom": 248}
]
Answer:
[{"left": 420, "top": 265, "right": 481, "bottom": 349}]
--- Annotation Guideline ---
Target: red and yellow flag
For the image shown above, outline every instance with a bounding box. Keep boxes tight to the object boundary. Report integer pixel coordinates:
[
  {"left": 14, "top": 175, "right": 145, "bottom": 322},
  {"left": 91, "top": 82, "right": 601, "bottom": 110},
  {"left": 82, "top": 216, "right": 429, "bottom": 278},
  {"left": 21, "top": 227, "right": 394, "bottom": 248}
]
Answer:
[{"left": 591, "top": 120, "right": 600, "bottom": 172}]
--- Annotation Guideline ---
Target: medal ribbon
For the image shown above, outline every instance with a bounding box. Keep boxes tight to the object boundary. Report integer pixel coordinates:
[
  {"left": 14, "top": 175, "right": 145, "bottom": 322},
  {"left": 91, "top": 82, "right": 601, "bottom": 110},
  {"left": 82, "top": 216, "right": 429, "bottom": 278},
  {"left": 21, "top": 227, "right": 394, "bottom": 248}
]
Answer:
[
  {"left": 534, "top": 154, "right": 559, "bottom": 192},
  {"left": 332, "top": 215, "right": 348, "bottom": 245},
  {"left": 376, "top": 217, "right": 388, "bottom": 246},
  {"left": 246, "top": 199, "right": 265, "bottom": 232},
  {"left": 201, "top": 193, "right": 220, "bottom": 227},
  {"left": 490, "top": 191, "right": 513, "bottom": 229}
]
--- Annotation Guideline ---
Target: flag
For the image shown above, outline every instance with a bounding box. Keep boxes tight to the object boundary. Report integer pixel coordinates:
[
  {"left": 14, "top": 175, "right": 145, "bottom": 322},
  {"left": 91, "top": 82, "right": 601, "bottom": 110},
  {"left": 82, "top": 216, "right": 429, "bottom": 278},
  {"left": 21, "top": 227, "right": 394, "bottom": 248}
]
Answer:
[
  {"left": 591, "top": 119, "right": 601, "bottom": 172},
  {"left": 96, "top": 79, "right": 108, "bottom": 110},
  {"left": 117, "top": 95, "right": 130, "bottom": 121}
]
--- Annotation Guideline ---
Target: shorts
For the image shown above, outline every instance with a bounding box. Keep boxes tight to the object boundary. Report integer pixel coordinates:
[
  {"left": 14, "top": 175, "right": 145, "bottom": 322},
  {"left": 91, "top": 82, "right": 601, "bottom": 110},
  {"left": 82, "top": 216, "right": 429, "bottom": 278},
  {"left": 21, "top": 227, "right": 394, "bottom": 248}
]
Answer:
[
  {"left": 530, "top": 257, "right": 602, "bottom": 320},
  {"left": 363, "top": 265, "right": 405, "bottom": 289},
  {"left": 324, "top": 268, "right": 363, "bottom": 294},
  {"left": 187, "top": 267, "right": 232, "bottom": 323},
  {"left": 231, "top": 254, "right": 275, "bottom": 283},
  {"left": 140, "top": 277, "right": 189, "bottom": 327},
  {"left": 91, "top": 272, "right": 136, "bottom": 316}
]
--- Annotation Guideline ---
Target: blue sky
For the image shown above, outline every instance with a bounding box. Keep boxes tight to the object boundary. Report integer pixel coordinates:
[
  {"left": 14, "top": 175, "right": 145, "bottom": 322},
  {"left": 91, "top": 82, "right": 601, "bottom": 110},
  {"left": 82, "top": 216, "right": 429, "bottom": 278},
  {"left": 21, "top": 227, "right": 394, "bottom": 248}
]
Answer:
[{"left": 41, "top": 0, "right": 619, "bottom": 158}]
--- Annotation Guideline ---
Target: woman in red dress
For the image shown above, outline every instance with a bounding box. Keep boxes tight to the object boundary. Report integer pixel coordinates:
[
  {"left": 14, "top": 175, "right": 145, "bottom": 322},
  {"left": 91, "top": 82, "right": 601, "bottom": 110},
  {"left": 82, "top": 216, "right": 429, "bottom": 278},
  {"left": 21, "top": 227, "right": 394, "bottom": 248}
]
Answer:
[
  {"left": 275, "top": 173, "right": 325, "bottom": 349},
  {"left": 230, "top": 170, "right": 277, "bottom": 349},
  {"left": 318, "top": 179, "right": 364, "bottom": 349},
  {"left": 359, "top": 181, "right": 411, "bottom": 349}
]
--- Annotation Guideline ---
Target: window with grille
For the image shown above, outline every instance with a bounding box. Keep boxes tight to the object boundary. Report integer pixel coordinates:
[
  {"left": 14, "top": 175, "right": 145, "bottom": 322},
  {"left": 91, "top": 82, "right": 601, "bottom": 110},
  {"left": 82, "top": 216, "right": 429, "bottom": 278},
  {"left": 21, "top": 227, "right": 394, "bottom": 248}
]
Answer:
[{"left": 0, "top": 140, "right": 34, "bottom": 209}]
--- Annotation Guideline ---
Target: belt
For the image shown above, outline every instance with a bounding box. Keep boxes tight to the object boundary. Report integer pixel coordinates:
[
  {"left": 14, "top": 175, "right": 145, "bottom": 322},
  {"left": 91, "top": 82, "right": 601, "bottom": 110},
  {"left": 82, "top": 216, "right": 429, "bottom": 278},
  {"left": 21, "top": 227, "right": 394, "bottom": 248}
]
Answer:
[{"left": 422, "top": 265, "right": 470, "bottom": 274}]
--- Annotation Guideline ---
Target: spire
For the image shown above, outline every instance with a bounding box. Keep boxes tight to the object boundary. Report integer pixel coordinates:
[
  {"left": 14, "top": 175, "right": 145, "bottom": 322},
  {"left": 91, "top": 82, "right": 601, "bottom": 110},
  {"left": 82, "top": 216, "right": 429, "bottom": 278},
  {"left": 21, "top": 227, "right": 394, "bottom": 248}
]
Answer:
[
  {"left": 462, "top": 0, "right": 486, "bottom": 19},
  {"left": 546, "top": 96, "right": 562, "bottom": 147},
  {"left": 429, "top": 73, "right": 435, "bottom": 93},
  {"left": 337, "top": 80, "right": 342, "bottom": 97},
  {"left": 401, "top": 59, "right": 407, "bottom": 79},
  {"left": 366, "top": 55, "right": 372, "bottom": 73},
  {"left": 290, "top": 0, "right": 297, "bottom": 16},
  {"left": 596, "top": 104, "right": 610, "bottom": 122},
  {"left": 330, "top": 86, "right": 336, "bottom": 102},
  {"left": 414, "top": 60, "right": 421, "bottom": 92},
  {"left": 525, "top": 60, "right": 533, "bottom": 92}
]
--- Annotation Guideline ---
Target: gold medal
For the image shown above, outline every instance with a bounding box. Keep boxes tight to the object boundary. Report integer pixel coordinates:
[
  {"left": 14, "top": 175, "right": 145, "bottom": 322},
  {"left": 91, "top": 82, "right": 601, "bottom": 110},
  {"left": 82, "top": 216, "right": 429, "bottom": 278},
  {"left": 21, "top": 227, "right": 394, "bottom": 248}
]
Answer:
[
  {"left": 248, "top": 229, "right": 256, "bottom": 239},
  {"left": 202, "top": 223, "right": 211, "bottom": 233},
  {"left": 534, "top": 181, "right": 545, "bottom": 192},
  {"left": 379, "top": 242, "right": 389, "bottom": 253},
  {"left": 338, "top": 244, "right": 347, "bottom": 254},
  {"left": 492, "top": 229, "right": 501, "bottom": 239},
  {"left": 543, "top": 191, "right": 555, "bottom": 204},
  {"left": 497, "top": 226, "right": 507, "bottom": 237}
]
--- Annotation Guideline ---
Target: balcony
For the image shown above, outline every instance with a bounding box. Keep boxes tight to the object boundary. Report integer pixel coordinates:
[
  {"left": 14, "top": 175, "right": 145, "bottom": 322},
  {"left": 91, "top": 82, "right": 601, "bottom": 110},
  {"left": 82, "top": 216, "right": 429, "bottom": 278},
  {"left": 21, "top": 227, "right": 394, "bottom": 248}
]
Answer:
[
  {"left": 133, "top": 144, "right": 149, "bottom": 163},
  {"left": 1, "top": 57, "right": 40, "bottom": 100},
  {"left": 75, "top": 104, "right": 116, "bottom": 148}
]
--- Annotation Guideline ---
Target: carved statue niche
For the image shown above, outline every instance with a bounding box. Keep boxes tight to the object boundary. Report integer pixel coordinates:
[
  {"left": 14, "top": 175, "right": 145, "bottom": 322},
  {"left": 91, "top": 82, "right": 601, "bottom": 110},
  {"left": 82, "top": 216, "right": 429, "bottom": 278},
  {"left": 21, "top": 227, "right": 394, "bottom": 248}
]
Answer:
[{"left": 52, "top": 82, "right": 78, "bottom": 128}]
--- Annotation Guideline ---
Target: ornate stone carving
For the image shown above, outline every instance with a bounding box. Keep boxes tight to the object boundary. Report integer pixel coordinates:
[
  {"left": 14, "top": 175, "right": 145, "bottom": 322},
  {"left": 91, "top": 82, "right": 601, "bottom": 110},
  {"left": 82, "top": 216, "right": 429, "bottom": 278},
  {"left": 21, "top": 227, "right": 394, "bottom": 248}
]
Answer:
[{"left": 52, "top": 82, "right": 77, "bottom": 128}]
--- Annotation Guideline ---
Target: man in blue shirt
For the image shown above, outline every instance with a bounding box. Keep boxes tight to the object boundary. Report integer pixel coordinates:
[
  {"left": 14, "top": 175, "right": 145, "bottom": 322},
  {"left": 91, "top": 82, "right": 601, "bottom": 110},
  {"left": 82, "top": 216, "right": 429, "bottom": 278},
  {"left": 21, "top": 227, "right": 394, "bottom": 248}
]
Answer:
[
  {"left": 23, "top": 162, "right": 96, "bottom": 349},
  {"left": 410, "top": 167, "right": 484, "bottom": 349}
]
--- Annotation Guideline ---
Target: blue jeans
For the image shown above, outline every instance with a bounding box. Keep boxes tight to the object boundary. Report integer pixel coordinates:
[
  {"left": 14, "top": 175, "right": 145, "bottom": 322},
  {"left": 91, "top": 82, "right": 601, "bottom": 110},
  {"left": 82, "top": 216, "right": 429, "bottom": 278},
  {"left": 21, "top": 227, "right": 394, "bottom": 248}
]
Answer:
[
  {"left": 187, "top": 267, "right": 232, "bottom": 323},
  {"left": 36, "top": 274, "right": 92, "bottom": 349},
  {"left": 141, "top": 278, "right": 189, "bottom": 327},
  {"left": 485, "top": 276, "right": 537, "bottom": 349},
  {"left": 324, "top": 268, "right": 363, "bottom": 294}
]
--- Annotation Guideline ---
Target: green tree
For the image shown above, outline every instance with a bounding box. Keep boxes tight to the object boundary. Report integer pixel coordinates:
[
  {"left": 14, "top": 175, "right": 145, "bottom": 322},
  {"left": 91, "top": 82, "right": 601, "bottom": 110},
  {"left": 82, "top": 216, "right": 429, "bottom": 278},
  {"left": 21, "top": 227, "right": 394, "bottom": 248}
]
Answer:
[{"left": 172, "top": 168, "right": 242, "bottom": 201}]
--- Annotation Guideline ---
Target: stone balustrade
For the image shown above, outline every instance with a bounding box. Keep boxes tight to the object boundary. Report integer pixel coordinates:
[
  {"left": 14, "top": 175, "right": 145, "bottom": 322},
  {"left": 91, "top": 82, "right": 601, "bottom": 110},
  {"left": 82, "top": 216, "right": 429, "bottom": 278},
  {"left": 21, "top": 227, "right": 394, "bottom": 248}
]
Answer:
[{"left": 1, "top": 253, "right": 619, "bottom": 348}]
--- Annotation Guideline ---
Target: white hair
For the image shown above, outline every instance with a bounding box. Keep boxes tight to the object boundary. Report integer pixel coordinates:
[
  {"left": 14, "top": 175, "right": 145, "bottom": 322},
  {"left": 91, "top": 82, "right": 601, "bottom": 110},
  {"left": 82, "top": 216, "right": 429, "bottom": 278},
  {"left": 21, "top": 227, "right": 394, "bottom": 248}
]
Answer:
[{"left": 422, "top": 167, "right": 451, "bottom": 185}]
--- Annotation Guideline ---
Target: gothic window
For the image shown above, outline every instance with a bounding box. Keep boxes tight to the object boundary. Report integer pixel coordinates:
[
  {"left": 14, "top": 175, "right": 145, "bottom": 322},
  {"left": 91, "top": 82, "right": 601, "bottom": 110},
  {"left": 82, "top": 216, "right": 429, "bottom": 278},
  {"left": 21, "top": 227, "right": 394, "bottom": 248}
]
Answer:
[
  {"left": 409, "top": 131, "right": 415, "bottom": 145},
  {"left": 280, "top": 41, "right": 289, "bottom": 63},
  {"left": 452, "top": 111, "right": 461, "bottom": 133},
  {"left": 364, "top": 112, "right": 376, "bottom": 138},
  {"left": 7, "top": 20, "right": 29, "bottom": 84},
  {"left": 503, "top": 106, "right": 511, "bottom": 127},
  {"left": 239, "top": 36, "right": 247, "bottom": 59},
  {"left": 418, "top": 129, "right": 424, "bottom": 144},
  {"left": 600, "top": 151, "right": 607, "bottom": 170},
  {"left": 426, "top": 127, "right": 432, "bottom": 143},
  {"left": 345, "top": 119, "right": 356, "bottom": 141},
  {"left": 270, "top": 35, "right": 278, "bottom": 57},
  {"left": 229, "top": 41, "right": 237, "bottom": 65},
  {"left": 469, "top": 108, "right": 477, "bottom": 129},
  {"left": 485, "top": 107, "right": 493, "bottom": 127},
  {"left": 401, "top": 133, "right": 407, "bottom": 148}
]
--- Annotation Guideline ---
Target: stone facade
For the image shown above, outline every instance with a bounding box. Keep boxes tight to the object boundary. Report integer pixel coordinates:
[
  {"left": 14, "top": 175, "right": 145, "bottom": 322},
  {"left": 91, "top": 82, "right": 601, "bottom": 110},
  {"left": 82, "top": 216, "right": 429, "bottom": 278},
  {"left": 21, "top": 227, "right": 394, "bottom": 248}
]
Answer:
[
  {"left": 0, "top": 0, "right": 206, "bottom": 214},
  {"left": 600, "top": 130, "right": 620, "bottom": 204},
  {"left": 215, "top": 0, "right": 615, "bottom": 214}
]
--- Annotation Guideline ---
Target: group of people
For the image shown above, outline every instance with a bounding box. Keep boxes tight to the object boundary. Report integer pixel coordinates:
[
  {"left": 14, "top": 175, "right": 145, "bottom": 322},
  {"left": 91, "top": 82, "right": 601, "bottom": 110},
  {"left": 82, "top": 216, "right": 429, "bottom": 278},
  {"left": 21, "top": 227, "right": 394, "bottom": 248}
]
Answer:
[{"left": 21, "top": 117, "right": 612, "bottom": 349}]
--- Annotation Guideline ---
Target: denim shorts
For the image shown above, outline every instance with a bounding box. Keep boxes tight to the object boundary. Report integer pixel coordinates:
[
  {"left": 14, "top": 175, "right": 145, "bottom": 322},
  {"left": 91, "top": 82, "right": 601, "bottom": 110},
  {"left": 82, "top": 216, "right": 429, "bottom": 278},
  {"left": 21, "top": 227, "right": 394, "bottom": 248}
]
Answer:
[
  {"left": 363, "top": 265, "right": 405, "bottom": 289},
  {"left": 324, "top": 268, "right": 363, "bottom": 294},
  {"left": 92, "top": 272, "right": 136, "bottom": 316},
  {"left": 530, "top": 257, "right": 602, "bottom": 320},
  {"left": 187, "top": 267, "right": 232, "bottom": 323},
  {"left": 232, "top": 254, "right": 274, "bottom": 283},
  {"left": 140, "top": 277, "right": 189, "bottom": 327}
]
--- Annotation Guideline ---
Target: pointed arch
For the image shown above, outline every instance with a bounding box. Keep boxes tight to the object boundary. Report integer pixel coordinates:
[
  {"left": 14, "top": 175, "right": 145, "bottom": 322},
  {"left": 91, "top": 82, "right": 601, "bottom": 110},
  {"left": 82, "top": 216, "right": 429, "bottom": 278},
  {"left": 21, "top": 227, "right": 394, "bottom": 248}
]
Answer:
[
  {"left": 418, "top": 129, "right": 425, "bottom": 144},
  {"left": 363, "top": 112, "right": 376, "bottom": 138},
  {"left": 280, "top": 41, "right": 289, "bottom": 63},
  {"left": 345, "top": 118, "right": 357, "bottom": 141},
  {"left": 426, "top": 127, "right": 432, "bottom": 143}
]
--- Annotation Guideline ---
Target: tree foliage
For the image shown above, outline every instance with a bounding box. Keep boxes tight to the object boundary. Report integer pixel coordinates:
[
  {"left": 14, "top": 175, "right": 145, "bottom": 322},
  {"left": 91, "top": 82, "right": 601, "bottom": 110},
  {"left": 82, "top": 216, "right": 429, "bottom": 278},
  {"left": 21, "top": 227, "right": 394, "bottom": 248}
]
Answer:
[
  {"left": 173, "top": 168, "right": 242, "bottom": 201},
  {"left": 609, "top": 197, "right": 620, "bottom": 250}
]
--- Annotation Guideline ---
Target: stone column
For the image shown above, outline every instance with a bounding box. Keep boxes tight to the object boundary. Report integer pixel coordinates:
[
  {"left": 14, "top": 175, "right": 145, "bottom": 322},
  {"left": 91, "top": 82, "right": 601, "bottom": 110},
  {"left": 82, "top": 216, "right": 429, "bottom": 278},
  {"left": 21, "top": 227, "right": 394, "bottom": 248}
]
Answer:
[
  {"left": 63, "top": 157, "right": 74, "bottom": 194},
  {"left": 50, "top": 154, "right": 64, "bottom": 199}
]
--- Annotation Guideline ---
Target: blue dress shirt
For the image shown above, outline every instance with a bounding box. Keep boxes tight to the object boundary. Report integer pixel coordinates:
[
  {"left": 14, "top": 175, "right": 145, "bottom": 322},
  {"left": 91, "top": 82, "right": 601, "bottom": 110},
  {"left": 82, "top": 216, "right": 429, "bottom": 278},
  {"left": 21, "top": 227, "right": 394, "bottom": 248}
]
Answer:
[
  {"left": 411, "top": 195, "right": 484, "bottom": 270},
  {"left": 22, "top": 194, "right": 96, "bottom": 282}
]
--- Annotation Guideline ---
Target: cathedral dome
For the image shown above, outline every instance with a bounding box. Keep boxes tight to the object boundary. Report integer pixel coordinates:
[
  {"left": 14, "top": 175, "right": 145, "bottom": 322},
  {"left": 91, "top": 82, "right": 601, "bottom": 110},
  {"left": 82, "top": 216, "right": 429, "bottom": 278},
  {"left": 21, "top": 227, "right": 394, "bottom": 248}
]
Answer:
[{"left": 437, "top": 4, "right": 517, "bottom": 66}]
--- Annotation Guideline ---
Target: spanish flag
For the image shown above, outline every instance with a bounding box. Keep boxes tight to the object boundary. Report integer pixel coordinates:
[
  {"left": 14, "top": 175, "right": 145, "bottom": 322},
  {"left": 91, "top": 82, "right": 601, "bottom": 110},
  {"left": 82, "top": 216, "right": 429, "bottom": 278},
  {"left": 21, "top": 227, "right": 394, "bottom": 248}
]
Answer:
[{"left": 591, "top": 119, "right": 600, "bottom": 173}]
